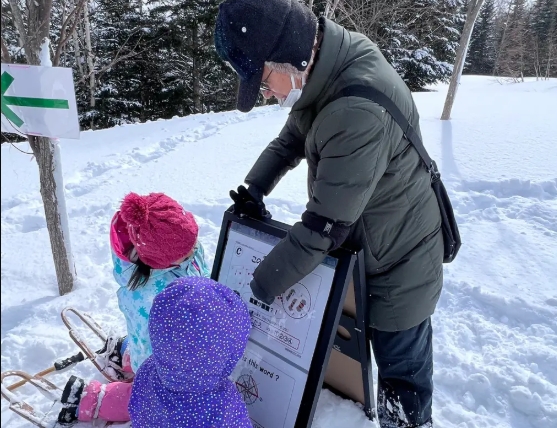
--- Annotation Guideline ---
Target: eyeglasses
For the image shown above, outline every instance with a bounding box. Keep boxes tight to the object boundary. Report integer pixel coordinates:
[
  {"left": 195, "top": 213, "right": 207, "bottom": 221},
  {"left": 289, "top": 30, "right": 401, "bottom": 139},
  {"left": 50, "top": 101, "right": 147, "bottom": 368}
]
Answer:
[{"left": 260, "top": 70, "right": 273, "bottom": 92}]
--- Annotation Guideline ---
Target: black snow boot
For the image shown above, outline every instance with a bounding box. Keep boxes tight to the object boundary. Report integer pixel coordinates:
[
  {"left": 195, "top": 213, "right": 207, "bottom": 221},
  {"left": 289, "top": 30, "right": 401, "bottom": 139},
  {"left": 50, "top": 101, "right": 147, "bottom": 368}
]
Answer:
[{"left": 57, "top": 375, "right": 85, "bottom": 426}]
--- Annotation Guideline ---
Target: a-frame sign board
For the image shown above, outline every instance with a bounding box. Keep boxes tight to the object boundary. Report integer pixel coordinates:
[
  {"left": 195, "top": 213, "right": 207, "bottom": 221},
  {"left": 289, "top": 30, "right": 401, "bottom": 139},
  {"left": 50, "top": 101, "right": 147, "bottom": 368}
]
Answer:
[
  {"left": 211, "top": 212, "right": 375, "bottom": 428},
  {"left": 323, "top": 252, "right": 376, "bottom": 420}
]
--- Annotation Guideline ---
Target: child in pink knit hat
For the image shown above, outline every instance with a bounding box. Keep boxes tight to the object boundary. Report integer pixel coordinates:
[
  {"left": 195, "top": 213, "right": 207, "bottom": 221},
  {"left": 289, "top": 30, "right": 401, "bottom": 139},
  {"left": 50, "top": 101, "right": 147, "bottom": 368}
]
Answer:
[{"left": 57, "top": 192, "right": 210, "bottom": 426}]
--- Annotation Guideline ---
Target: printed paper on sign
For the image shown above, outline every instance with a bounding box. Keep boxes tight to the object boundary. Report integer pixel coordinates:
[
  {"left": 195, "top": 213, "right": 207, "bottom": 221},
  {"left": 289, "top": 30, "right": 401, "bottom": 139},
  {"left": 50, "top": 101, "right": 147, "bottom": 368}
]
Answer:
[
  {"left": 231, "top": 345, "right": 305, "bottom": 428},
  {"left": 218, "top": 223, "right": 337, "bottom": 371}
]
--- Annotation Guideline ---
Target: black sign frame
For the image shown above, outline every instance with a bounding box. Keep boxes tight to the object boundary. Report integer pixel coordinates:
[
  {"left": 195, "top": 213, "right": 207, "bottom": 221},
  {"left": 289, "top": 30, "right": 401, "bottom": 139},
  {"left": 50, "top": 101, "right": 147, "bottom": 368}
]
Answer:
[{"left": 211, "top": 211, "right": 360, "bottom": 428}]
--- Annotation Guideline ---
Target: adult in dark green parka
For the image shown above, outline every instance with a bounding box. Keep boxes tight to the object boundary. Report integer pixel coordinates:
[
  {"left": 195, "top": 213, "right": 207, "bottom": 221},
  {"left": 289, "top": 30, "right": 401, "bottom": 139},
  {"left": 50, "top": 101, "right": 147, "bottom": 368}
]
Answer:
[{"left": 215, "top": 1, "right": 443, "bottom": 426}]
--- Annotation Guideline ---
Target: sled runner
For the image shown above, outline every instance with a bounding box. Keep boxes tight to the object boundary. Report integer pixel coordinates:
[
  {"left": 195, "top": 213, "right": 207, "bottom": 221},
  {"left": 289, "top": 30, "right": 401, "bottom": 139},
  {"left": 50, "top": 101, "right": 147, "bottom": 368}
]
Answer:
[
  {"left": 60, "top": 307, "right": 133, "bottom": 383},
  {"left": 1, "top": 370, "right": 63, "bottom": 427},
  {"left": 1, "top": 370, "right": 129, "bottom": 427}
]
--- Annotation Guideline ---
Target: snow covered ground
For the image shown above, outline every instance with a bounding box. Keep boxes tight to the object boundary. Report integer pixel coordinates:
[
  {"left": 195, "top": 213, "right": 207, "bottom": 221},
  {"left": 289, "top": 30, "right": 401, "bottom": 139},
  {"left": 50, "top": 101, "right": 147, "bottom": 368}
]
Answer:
[{"left": 1, "top": 76, "right": 556, "bottom": 428}]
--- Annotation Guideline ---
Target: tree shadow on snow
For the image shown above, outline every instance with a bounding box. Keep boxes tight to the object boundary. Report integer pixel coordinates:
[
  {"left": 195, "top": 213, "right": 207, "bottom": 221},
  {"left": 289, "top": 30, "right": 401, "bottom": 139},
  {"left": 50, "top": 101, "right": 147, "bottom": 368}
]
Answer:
[{"left": 1, "top": 295, "right": 57, "bottom": 338}]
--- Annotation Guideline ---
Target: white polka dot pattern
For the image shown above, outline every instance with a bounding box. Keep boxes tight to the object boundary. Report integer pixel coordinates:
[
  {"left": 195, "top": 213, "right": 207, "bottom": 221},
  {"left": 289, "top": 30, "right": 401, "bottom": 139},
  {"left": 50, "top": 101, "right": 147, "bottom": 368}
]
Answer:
[{"left": 128, "top": 277, "right": 253, "bottom": 427}]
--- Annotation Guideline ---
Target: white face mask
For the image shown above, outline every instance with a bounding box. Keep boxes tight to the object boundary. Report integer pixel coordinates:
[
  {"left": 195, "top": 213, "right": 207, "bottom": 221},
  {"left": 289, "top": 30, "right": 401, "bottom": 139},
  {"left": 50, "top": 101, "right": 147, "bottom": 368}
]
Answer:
[{"left": 278, "top": 75, "right": 305, "bottom": 108}]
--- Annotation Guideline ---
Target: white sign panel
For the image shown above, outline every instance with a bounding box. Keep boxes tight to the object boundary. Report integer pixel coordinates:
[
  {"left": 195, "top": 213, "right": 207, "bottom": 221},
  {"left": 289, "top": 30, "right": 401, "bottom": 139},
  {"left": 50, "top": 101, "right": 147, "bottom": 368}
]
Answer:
[
  {"left": 231, "top": 345, "right": 305, "bottom": 428},
  {"left": 1, "top": 63, "right": 80, "bottom": 139},
  {"left": 219, "top": 222, "right": 338, "bottom": 428}
]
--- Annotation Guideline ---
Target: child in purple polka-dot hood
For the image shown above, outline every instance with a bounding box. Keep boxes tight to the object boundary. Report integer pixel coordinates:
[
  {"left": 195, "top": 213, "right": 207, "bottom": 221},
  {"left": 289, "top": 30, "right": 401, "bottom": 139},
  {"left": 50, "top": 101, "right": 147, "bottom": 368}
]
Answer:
[{"left": 129, "top": 276, "right": 253, "bottom": 428}]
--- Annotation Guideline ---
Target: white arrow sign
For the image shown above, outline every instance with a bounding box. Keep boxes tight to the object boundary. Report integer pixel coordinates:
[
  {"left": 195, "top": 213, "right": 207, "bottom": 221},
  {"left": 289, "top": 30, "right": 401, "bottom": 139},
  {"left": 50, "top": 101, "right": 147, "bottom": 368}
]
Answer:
[{"left": 1, "top": 63, "right": 80, "bottom": 139}]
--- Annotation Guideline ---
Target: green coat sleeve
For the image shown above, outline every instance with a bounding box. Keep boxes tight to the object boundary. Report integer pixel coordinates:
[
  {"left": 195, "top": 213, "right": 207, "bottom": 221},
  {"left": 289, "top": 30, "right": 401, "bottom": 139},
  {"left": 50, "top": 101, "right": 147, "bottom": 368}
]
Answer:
[
  {"left": 253, "top": 104, "right": 391, "bottom": 297},
  {"left": 245, "top": 114, "right": 306, "bottom": 196}
]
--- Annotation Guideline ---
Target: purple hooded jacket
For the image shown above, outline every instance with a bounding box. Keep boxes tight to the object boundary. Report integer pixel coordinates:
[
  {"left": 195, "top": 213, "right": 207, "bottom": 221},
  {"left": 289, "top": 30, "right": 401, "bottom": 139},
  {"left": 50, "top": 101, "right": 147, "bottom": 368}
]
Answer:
[{"left": 128, "top": 277, "right": 253, "bottom": 428}]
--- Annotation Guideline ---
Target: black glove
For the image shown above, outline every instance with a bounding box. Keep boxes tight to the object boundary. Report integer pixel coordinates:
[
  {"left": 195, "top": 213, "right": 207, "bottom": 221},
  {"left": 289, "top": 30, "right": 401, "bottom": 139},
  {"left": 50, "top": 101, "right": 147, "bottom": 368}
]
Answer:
[
  {"left": 229, "top": 185, "right": 271, "bottom": 219},
  {"left": 250, "top": 279, "right": 275, "bottom": 305}
]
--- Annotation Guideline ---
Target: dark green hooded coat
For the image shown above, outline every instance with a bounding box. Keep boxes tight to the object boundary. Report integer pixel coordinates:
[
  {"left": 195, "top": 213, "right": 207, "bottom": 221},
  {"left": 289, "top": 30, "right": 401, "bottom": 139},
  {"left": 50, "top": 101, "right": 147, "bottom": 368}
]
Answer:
[{"left": 246, "top": 18, "right": 443, "bottom": 332}]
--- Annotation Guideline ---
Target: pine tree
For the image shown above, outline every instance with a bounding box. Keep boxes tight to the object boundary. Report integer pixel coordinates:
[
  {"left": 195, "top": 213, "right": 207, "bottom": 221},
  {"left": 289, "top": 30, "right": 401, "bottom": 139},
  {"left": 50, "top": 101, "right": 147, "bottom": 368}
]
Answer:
[
  {"left": 150, "top": 0, "right": 237, "bottom": 117},
  {"left": 334, "top": 0, "right": 466, "bottom": 91},
  {"left": 465, "top": 0, "right": 497, "bottom": 74},
  {"left": 88, "top": 0, "right": 161, "bottom": 128},
  {"left": 382, "top": 0, "right": 466, "bottom": 91}
]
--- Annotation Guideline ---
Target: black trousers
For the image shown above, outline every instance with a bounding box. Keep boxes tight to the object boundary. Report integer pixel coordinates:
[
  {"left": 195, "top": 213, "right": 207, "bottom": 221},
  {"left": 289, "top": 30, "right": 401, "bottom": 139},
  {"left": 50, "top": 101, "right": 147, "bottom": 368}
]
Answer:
[{"left": 370, "top": 317, "right": 433, "bottom": 428}]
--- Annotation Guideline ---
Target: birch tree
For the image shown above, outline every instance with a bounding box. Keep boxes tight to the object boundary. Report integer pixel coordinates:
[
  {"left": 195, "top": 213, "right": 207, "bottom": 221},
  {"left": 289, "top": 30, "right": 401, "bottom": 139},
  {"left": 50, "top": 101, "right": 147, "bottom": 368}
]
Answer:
[
  {"left": 6, "top": 0, "right": 86, "bottom": 295},
  {"left": 441, "top": 0, "right": 486, "bottom": 120}
]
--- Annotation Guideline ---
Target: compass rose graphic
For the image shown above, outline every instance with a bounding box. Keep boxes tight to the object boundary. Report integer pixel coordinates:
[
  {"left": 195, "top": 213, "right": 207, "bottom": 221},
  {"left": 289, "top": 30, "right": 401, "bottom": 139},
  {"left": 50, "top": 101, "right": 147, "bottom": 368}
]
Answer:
[{"left": 235, "top": 374, "right": 259, "bottom": 405}]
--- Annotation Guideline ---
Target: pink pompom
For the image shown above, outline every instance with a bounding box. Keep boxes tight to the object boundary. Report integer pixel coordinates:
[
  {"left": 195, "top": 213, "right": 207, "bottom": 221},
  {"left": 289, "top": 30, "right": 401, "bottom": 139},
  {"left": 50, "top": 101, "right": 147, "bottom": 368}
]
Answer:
[{"left": 120, "top": 192, "right": 149, "bottom": 227}]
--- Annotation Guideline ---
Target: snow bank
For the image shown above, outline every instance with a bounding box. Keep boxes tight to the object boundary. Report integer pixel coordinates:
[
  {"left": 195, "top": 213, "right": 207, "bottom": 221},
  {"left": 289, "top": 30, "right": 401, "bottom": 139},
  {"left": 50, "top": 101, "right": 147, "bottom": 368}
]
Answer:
[{"left": 2, "top": 76, "right": 556, "bottom": 428}]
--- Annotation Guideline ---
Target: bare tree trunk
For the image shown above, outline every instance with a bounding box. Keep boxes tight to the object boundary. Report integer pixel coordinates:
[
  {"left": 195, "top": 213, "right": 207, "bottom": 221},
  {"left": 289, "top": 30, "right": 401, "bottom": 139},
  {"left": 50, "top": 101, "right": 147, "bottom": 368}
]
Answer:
[
  {"left": 325, "top": 0, "right": 341, "bottom": 19},
  {"left": 441, "top": 0, "right": 485, "bottom": 120},
  {"left": 8, "top": 0, "right": 28, "bottom": 49},
  {"left": 60, "top": 0, "right": 68, "bottom": 65},
  {"left": 8, "top": 0, "right": 76, "bottom": 295},
  {"left": 533, "top": 38, "right": 541, "bottom": 80},
  {"left": 24, "top": 1, "right": 53, "bottom": 64},
  {"left": 29, "top": 137, "right": 76, "bottom": 295},
  {"left": 546, "top": 9, "right": 557, "bottom": 79},
  {"left": 192, "top": 24, "right": 202, "bottom": 113},
  {"left": 519, "top": 35, "right": 525, "bottom": 82},
  {"left": 83, "top": 2, "right": 96, "bottom": 129},
  {"left": 492, "top": 1, "right": 513, "bottom": 76},
  {"left": 1, "top": 37, "right": 11, "bottom": 63},
  {"left": 73, "top": 26, "right": 84, "bottom": 79},
  {"left": 546, "top": 43, "right": 555, "bottom": 79}
]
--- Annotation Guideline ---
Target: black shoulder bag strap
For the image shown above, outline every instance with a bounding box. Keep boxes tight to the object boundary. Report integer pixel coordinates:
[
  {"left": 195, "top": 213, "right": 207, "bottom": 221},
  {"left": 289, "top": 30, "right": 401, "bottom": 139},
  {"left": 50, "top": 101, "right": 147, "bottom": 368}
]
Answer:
[{"left": 328, "top": 85, "right": 461, "bottom": 263}]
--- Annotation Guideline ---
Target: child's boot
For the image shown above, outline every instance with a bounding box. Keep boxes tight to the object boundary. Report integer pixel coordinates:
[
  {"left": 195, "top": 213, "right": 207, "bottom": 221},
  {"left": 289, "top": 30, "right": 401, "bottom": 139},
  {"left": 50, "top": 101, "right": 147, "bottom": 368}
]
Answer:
[
  {"left": 57, "top": 375, "right": 85, "bottom": 426},
  {"left": 96, "top": 335, "right": 133, "bottom": 378},
  {"left": 96, "top": 335, "right": 127, "bottom": 369}
]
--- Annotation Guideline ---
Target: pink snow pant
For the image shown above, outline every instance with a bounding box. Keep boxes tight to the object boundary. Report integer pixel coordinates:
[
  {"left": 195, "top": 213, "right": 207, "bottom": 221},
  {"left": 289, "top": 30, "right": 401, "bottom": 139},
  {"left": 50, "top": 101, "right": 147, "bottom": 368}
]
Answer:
[{"left": 78, "top": 351, "right": 134, "bottom": 422}]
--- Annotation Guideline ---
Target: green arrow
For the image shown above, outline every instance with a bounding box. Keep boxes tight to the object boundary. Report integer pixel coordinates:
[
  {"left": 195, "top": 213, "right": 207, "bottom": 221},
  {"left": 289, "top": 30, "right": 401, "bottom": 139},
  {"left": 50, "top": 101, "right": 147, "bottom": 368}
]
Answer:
[{"left": 1, "top": 71, "right": 69, "bottom": 128}]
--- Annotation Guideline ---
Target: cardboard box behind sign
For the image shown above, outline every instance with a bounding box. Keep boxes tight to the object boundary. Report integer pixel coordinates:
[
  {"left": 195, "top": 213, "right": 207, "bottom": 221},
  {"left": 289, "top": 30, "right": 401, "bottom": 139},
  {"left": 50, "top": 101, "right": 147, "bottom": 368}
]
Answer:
[{"left": 323, "top": 277, "right": 368, "bottom": 405}]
